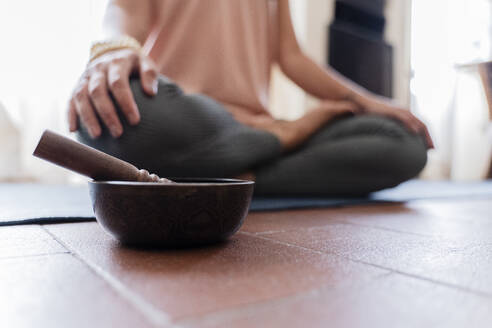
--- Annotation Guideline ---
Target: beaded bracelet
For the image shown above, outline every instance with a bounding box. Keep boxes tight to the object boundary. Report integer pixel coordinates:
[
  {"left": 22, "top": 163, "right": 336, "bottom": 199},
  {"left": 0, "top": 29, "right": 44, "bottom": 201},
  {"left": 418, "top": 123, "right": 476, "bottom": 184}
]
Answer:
[{"left": 89, "top": 35, "right": 142, "bottom": 63}]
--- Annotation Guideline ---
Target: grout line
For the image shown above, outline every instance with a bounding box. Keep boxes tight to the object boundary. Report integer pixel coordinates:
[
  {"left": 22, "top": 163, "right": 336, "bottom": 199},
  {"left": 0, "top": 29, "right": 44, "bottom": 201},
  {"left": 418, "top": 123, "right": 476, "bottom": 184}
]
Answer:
[
  {"left": 373, "top": 271, "right": 395, "bottom": 280},
  {"left": 341, "top": 218, "right": 492, "bottom": 241},
  {"left": 0, "top": 251, "right": 70, "bottom": 261},
  {"left": 352, "top": 261, "right": 492, "bottom": 298},
  {"left": 248, "top": 220, "right": 432, "bottom": 239},
  {"left": 240, "top": 231, "right": 492, "bottom": 299},
  {"left": 41, "top": 226, "right": 179, "bottom": 328},
  {"left": 177, "top": 292, "right": 308, "bottom": 327},
  {"left": 336, "top": 220, "right": 437, "bottom": 238},
  {"left": 176, "top": 273, "right": 382, "bottom": 328},
  {"left": 243, "top": 219, "right": 349, "bottom": 237},
  {"left": 249, "top": 229, "right": 289, "bottom": 236},
  {"left": 248, "top": 219, "right": 489, "bottom": 251}
]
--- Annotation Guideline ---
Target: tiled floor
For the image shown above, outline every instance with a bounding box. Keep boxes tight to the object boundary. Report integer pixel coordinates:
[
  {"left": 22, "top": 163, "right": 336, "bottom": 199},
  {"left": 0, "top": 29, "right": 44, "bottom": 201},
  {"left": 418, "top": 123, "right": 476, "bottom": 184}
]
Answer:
[{"left": 2, "top": 198, "right": 492, "bottom": 327}]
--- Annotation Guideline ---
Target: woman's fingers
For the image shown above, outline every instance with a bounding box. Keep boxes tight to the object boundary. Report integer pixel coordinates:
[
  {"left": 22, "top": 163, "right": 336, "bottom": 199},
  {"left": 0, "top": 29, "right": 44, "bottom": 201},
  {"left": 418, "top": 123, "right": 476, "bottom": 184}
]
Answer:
[
  {"left": 88, "top": 72, "right": 123, "bottom": 137},
  {"left": 396, "top": 111, "right": 435, "bottom": 149},
  {"left": 139, "top": 56, "right": 159, "bottom": 96},
  {"left": 67, "top": 49, "right": 157, "bottom": 137},
  {"left": 73, "top": 80, "right": 101, "bottom": 138},
  {"left": 413, "top": 116, "right": 435, "bottom": 149},
  {"left": 107, "top": 62, "right": 140, "bottom": 125},
  {"left": 406, "top": 115, "right": 434, "bottom": 148},
  {"left": 421, "top": 125, "right": 435, "bottom": 149},
  {"left": 67, "top": 99, "right": 78, "bottom": 132},
  {"left": 395, "top": 111, "right": 419, "bottom": 133}
]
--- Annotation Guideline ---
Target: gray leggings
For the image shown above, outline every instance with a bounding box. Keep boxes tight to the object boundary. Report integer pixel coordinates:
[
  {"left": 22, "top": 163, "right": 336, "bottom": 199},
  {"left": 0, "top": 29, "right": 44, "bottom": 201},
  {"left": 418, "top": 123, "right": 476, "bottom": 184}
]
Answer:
[{"left": 77, "top": 76, "right": 427, "bottom": 196}]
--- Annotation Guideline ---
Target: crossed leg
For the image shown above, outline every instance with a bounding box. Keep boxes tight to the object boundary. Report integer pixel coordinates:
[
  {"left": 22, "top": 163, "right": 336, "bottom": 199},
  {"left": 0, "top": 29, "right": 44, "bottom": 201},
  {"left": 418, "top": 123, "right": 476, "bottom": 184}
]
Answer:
[
  {"left": 77, "top": 76, "right": 427, "bottom": 196},
  {"left": 77, "top": 76, "right": 283, "bottom": 178},
  {"left": 254, "top": 115, "right": 428, "bottom": 196}
]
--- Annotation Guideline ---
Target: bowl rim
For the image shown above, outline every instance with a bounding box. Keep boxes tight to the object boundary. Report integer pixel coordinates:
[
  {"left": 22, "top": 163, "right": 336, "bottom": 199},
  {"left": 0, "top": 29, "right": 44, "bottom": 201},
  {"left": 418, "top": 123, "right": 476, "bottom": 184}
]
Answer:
[{"left": 89, "top": 177, "right": 255, "bottom": 187}]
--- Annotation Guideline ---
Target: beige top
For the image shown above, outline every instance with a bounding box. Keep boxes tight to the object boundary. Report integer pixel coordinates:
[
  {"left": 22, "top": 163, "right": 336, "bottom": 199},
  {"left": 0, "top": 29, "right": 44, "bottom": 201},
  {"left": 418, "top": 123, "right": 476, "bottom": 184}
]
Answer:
[{"left": 143, "top": 0, "right": 278, "bottom": 122}]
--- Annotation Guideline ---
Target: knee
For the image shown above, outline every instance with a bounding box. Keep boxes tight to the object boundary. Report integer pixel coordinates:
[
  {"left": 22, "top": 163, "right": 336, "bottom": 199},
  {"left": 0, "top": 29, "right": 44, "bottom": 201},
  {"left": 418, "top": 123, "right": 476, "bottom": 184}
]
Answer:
[
  {"left": 128, "top": 75, "right": 183, "bottom": 119},
  {"left": 79, "top": 75, "right": 183, "bottom": 136},
  {"left": 75, "top": 75, "right": 238, "bottom": 174},
  {"left": 357, "top": 116, "right": 428, "bottom": 187},
  {"left": 130, "top": 75, "right": 183, "bottom": 100},
  {"left": 75, "top": 76, "right": 185, "bottom": 167},
  {"left": 365, "top": 115, "right": 427, "bottom": 176},
  {"left": 385, "top": 132, "right": 428, "bottom": 185}
]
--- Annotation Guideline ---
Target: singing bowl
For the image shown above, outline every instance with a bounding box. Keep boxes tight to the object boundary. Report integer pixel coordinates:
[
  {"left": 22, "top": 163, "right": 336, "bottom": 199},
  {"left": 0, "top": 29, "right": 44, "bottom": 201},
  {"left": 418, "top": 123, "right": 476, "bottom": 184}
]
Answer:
[{"left": 88, "top": 178, "right": 254, "bottom": 247}]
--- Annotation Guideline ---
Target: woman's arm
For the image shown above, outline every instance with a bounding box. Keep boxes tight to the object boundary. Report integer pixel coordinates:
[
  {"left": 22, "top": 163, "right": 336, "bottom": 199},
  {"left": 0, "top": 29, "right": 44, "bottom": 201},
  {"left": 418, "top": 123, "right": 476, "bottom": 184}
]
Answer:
[
  {"left": 277, "top": 0, "right": 369, "bottom": 102},
  {"left": 277, "top": 0, "right": 433, "bottom": 148},
  {"left": 68, "top": 0, "right": 159, "bottom": 138},
  {"left": 102, "top": 0, "right": 155, "bottom": 42}
]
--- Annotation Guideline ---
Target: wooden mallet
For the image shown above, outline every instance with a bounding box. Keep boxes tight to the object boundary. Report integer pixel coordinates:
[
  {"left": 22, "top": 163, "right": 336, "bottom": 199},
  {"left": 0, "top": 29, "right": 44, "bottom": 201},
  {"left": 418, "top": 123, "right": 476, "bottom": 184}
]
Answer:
[{"left": 33, "top": 130, "right": 173, "bottom": 183}]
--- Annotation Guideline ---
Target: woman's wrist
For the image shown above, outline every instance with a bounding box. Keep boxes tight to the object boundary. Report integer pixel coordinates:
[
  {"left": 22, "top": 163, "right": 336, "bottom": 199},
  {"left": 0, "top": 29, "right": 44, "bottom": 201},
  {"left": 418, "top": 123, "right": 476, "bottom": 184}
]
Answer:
[
  {"left": 89, "top": 35, "right": 142, "bottom": 63},
  {"left": 345, "top": 89, "right": 372, "bottom": 109},
  {"left": 348, "top": 89, "right": 400, "bottom": 114}
]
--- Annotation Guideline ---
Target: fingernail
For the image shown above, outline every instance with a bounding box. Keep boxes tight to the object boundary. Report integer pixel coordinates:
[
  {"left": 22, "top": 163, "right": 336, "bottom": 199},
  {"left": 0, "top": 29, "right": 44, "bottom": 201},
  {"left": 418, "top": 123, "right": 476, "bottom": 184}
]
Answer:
[
  {"left": 130, "top": 113, "right": 140, "bottom": 125},
  {"left": 110, "top": 125, "right": 122, "bottom": 138},
  {"left": 152, "top": 80, "right": 158, "bottom": 94},
  {"left": 90, "top": 127, "right": 100, "bottom": 138}
]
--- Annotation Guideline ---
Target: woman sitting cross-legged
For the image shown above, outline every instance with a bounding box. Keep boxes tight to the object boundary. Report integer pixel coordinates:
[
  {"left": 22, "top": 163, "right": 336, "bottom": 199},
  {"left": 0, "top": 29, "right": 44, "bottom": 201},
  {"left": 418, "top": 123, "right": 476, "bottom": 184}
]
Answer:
[{"left": 69, "top": 0, "right": 433, "bottom": 196}]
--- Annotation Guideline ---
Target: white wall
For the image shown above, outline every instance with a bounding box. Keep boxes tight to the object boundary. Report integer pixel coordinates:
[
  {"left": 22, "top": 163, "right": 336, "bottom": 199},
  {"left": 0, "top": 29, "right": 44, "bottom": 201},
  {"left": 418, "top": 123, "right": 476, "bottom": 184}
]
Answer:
[
  {"left": 269, "top": 0, "right": 310, "bottom": 120},
  {"left": 0, "top": 0, "right": 108, "bottom": 183},
  {"left": 385, "top": 0, "right": 412, "bottom": 106}
]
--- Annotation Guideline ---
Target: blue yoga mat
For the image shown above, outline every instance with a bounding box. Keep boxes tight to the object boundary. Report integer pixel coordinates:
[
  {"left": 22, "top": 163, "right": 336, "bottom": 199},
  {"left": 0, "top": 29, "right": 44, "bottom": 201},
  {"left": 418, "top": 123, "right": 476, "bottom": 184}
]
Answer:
[
  {"left": 1, "top": 180, "right": 492, "bottom": 226},
  {"left": 253, "top": 180, "right": 492, "bottom": 211}
]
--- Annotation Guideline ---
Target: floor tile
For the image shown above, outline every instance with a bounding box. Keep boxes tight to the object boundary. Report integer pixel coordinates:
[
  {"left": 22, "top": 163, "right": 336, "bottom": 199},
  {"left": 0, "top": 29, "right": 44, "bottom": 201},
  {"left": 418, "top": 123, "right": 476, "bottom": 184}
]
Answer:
[
  {"left": 185, "top": 273, "right": 492, "bottom": 328},
  {"left": 45, "top": 222, "right": 387, "bottom": 321},
  {"left": 0, "top": 253, "right": 156, "bottom": 328},
  {"left": 263, "top": 222, "right": 492, "bottom": 295},
  {"left": 0, "top": 225, "right": 67, "bottom": 259},
  {"left": 240, "top": 208, "right": 342, "bottom": 234},
  {"left": 340, "top": 199, "right": 492, "bottom": 240},
  {"left": 241, "top": 204, "right": 413, "bottom": 235}
]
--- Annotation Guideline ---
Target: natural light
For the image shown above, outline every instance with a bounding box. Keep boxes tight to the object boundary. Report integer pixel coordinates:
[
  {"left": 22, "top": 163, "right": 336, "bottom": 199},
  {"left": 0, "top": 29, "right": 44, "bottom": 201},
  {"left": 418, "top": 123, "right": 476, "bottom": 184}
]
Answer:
[
  {"left": 411, "top": 0, "right": 492, "bottom": 180},
  {"left": 0, "top": 0, "right": 107, "bottom": 181},
  {"left": 0, "top": 0, "right": 491, "bottom": 182}
]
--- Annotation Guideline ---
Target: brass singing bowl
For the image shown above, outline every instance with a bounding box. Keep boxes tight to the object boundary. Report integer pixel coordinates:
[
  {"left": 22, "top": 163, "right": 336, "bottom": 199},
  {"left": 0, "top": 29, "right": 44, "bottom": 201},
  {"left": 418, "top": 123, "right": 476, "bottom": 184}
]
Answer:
[{"left": 88, "top": 178, "right": 254, "bottom": 247}]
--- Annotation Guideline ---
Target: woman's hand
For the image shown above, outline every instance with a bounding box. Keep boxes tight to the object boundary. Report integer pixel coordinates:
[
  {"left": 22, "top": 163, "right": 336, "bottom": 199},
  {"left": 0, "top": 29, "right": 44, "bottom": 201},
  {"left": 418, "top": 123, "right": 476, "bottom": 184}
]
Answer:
[
  {"left": 361, "top": 97, "right": 434, "bottom": 149},
  {"left": 67, "top": 48, "right": 159, "bottom": 138},
  {"left": 250, "top": 100, "right": 358, "bottom": 151}
]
